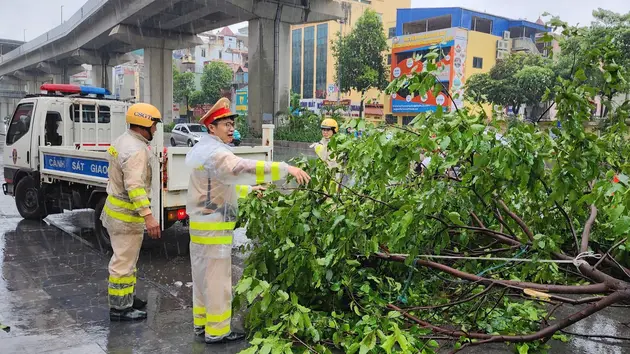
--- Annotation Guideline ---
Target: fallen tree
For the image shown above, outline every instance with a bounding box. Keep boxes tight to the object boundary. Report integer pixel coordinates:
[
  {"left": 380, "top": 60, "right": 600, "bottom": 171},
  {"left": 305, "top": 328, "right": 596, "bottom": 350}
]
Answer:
[{"left": 234, "top": 18, "right": 630, "bottom": 353}]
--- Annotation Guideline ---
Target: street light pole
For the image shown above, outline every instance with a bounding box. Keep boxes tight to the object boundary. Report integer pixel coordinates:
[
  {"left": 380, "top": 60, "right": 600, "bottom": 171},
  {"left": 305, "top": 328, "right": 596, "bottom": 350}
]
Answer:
[
  {"left": 23, "top": 29, "right": 26, "bottom": 42},
  {"left": 61, "top": 6, "right": 64, "bottom": 24}
]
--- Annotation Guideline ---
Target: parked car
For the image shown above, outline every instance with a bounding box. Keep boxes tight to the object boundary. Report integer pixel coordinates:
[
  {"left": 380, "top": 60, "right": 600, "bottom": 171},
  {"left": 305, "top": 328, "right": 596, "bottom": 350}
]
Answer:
[{"left": 170, "top": 123, "right": 207, "bottom": 146}]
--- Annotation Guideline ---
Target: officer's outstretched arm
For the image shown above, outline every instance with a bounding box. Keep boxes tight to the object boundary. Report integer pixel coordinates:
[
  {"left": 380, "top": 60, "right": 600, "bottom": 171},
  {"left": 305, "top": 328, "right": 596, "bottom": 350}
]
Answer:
[
  {"left": 208, "top": 152, "right": 289, "bottom": 186},
  {"left": 121, "top": 150, "right": 152, "bottom": 217}
]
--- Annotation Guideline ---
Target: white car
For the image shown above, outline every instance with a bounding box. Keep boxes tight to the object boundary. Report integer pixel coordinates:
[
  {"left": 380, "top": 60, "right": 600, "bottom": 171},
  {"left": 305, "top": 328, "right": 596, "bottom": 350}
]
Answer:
[{"left": 169, "top": 123, "right": 207, "bottom": 147}]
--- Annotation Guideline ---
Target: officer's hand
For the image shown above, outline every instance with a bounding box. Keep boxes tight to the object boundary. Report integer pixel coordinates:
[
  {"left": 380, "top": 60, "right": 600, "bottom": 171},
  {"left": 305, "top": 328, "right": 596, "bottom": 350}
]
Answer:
[
  {"left": 288, "top": 166, "right": 311, "bottom": 185},
  {"left": 144, "top": 214, "right": 161, "bottom": 239},
  {"left": 252, "top": 185, "right": 267, "bottom": 192}
]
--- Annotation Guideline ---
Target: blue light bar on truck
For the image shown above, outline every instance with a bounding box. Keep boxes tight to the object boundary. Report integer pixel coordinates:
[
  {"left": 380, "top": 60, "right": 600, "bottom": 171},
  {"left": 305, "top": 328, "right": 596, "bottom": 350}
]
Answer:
[{"left": 40, "top": 84, "right": 111, "bottom": 96}]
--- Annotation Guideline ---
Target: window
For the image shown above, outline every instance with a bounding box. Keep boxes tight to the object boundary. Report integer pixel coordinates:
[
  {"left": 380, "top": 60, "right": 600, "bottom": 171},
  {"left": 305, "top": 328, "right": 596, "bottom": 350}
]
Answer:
[
  {"left": 316, "top": 24, "right": 328, "bottom": 99},
  {"left": 201, "top": 49, "right": 207, "bottom": 57},
  {"left": 388, "top": 27, "right": 396, "bottom": 38},
  {"left": 473, "top": 57, "right": 483, "bottom": 69},
  {"left": 6, "top": 102, "right": 34, "bottom": 145},
  {"left": 302, "top": 26, "right": 315, "bottom": 99},
  {"left": 291, "top": 28, "right": 302, "bottom": 95},
  {"left": 387, "top": 54, "right": 392, "bottom": 65},
  {"left": 403, "top": 15, "right": 451, "bottom": 35},
  {"left": 71, "top": 104, "right": 111, "bottom": 123},
  {"left": 45, "top": 111, "right": 63, "bottom": 146},
  {"left": 471, "top": 17, "right": 493, "bottom": 34},
  {"left": 187, "top": 124, "right": 207, "bottom": 133}
]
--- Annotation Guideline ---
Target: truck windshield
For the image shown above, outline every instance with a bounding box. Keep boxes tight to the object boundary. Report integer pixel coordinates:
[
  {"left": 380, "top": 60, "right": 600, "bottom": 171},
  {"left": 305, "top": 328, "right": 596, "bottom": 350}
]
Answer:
[
  {"left": 187, "top": 125, "right": 207, "bottom": 133},
  {"left": 6, "top": 103, "right": 34, "bottom": 146}
]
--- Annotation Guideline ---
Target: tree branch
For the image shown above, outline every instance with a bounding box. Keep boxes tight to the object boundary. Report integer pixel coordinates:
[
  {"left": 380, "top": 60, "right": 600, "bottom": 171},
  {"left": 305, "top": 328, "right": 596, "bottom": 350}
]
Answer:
[
  {"left": 581, "top": 205, "right": 598, "bottom": 253},
  {"left": 388, "top": 290, "right": 628, "bottom": 343},
  {"left": 375, "top": 253, "right": 611, "bottom": 294},
  {"left": 404, "top": 284, "right": 496, "bottom": 311},
  {"left": 497, "top": 200, "right": 535, "bottom": 242}
]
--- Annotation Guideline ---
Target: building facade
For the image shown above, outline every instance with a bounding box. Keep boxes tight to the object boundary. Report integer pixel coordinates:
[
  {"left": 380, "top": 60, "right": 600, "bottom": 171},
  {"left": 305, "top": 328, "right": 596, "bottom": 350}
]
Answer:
[
  {"left": 388, "top": 7, "right": 550, "bottom": 120},
  {"left": 289, "top": 0, "right": 411, "bottom": 117}
]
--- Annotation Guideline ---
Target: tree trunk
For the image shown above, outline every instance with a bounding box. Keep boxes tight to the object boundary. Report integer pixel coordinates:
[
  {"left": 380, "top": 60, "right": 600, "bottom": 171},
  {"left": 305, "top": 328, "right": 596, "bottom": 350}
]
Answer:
[{"left": 359, "top": 96, "right": 365, "bottom": 119}]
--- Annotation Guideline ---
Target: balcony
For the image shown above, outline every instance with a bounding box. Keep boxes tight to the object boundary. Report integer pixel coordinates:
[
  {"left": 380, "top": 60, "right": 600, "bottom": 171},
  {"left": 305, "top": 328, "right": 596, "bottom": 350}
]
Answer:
[{"left": 512, "top": 37, "right": 540, "bottom": 54}]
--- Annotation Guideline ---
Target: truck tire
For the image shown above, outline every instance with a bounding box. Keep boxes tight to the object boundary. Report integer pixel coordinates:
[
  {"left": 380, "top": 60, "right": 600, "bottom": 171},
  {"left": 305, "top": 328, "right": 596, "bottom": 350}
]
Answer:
[
  {"left": 170, "top": 137, "right": 176, "bottom": 146},
  {"left": 187, "top": 139, "right": 194, "bottom": 147},
  {"left": 15, "top": 175, "right": 48, "bottom": 220},
  {"left": 94, "top": 196, "right": 112, "bottom": 248}
]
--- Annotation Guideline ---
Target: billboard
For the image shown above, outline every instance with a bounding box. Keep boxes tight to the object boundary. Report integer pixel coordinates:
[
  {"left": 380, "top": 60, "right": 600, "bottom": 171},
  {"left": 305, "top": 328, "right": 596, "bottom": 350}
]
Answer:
[
  {"left": 236, "top": 88, "right": 248, "bottom": 115},
  {"left": 390, "top": 28, "right": 468, "bottom": 115}
]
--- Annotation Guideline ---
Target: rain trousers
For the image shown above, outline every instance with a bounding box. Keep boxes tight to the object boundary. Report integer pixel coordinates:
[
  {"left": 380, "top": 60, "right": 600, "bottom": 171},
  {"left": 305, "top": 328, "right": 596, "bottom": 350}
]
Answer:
[
  {"left": 101, "top": 130, "right": 153, "bottom": 310},
  {"left": 185, "top": 134, "right": 289, "bottom": 340}
]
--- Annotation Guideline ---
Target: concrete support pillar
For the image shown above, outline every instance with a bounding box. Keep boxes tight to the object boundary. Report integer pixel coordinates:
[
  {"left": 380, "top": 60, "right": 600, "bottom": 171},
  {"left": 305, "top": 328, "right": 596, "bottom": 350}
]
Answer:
[
  {"left": 53, "top": 67, "right": 70, "bottom": 84},
  {"left": 91, "top": 64, "right": 113, "bottom": 91},
  {"left": 248, "top": 18, "right": 291, "bottom": 133},
  {"left": 26, "top": 78, "right": 39, "bottom": 94},
  {"left": 143, "top": 47, "right": 173, "bottom": 124}
]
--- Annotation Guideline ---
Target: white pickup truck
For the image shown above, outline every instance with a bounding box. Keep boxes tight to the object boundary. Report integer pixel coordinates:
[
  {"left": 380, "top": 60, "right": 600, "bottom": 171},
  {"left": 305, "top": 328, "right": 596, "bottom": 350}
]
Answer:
[{"left": 2, "top": 84, "right": 274, "bottom": 246}]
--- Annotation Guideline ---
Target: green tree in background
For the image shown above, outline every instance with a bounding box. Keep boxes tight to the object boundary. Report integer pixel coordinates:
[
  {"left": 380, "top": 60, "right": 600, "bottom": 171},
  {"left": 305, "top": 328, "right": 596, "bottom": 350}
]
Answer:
[
  {"left": 465, "top": 53, "right": 554, "bottom": 119},
  {"left": 332, "top": 9, "right": 388, "bottom": 118},
  {"left": 200, "top": 61, "right": 234, "bottom": 105},
  {"left": 173, "top": 65, "right": 195, "bottom": 120}
]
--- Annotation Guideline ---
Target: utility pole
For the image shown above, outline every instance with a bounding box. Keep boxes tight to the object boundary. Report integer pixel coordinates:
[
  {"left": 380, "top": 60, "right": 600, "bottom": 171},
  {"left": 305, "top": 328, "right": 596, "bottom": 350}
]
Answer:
[
  {"left": 23, "top": 29, "right": 26, "bottom": 42},
  {"left": 337, "top": 18, "right": 342, "bottom": 104},
  {"left": 61, "top": 6, "right": 64, "bottom": 24}
]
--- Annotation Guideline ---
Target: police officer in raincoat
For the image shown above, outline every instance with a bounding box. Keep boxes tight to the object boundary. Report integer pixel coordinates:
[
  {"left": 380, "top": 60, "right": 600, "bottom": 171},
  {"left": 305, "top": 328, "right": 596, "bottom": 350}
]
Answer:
[
  {"left": 185, "top": 98, "right": 310, "bottom": 343},
  {"left": 102, "top": 103, "right": 162, "bottom": 321}
]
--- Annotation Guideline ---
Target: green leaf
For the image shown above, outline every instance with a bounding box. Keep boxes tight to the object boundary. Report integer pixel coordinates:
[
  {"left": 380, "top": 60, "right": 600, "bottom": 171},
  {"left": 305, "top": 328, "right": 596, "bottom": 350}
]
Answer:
[
  {"left": 517, "top": 343, "right": 530, "bottom": 354},
  {"left": 277, "top": 290, "right": 290, "bottom": 302},
  {"left": 440, "top": 136, "right": 451, "bottom": 150},
  {"left": 235, "top": 277, "right": 253, "bottom": 294},
  {"left": 346, "top": 259, "right": 361, "bottom": 266},
  {"left": 447, "top": 212, "right": 464, "bottom": 226},
  {"left": 380, "top": 335, "right": 396, "bottom": 354},
  {"left": 387, "top": 311, "right": 402, "bottom": 319},
  {"left": 471, "top": 124, "right": 485, "bottom": 132}
]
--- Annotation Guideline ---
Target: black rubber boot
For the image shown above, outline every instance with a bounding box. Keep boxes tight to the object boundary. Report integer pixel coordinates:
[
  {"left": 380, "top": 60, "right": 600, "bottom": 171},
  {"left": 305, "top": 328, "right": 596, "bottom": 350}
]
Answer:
[
  {"left": 132, "top": 296, "right": 147, "bottom": 310},
  {"left": 110, "top": 308, "right": 147, "bottom": 321},
  {"left": 205, "top": 331, "right": 246, "bottom": 344}
]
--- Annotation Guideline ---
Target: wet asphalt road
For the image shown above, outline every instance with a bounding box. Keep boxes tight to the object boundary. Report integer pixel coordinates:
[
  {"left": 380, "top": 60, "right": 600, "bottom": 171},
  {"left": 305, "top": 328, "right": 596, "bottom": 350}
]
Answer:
[
  {"left": 1, "top": 136, "right": 630, "bottom": 353},
  {"left": 0, "top": 137, "right": 249, "bottom": 353}
]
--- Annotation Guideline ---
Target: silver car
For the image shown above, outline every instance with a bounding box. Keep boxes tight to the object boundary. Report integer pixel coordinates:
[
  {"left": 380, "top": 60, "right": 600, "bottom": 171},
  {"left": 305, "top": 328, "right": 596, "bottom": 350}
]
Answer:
[{"left": 170, "top": 123, "right": 207, "bottom": 146}]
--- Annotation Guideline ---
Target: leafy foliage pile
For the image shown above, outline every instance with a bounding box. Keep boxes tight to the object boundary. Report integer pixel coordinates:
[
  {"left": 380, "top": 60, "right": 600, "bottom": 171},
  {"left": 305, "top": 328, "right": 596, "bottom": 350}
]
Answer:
[{"left": 235, "top": 16, "right": 630, "bottom": 354}]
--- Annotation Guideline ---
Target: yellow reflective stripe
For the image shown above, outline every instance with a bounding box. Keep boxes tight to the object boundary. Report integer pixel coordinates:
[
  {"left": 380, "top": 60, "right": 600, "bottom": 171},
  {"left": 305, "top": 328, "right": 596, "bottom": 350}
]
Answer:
[
  {"left": 196, "top": 165, "right": 204, "bottom": 171},
  {"left": 314, "top": 145, "right": 324, "bottom": 155},
  {"left": 108, "top": 275, "right": 136, "bottom": 284},
  {"left": 107, "top": 195, "right": 135, "bottom": 210},
  {"left": 271, "top": 162, "right": 281, "bottom": 181},
  {"left": 193, "top": 307, "right": 206, "bottom": 315},
  {"left": 133, "top": 198, "right": 151, "bottom": 209},
  {"left": 189, "top": 221, "right": 236, "bottom": 231},
  {"left": 206, "top": 310, "right": 231, "bottom": 323},
  {"left": 205, "top": 325, "right": 230, "bottom": 336},
  {"left": 194, "top": 317, "right": 206, "bottom": 326},
  {"left": 190, "top": 235, "right": 233, "bottom": 245},
  {"left": 235, "top": 185, "right": 249, "bottom": 199},
  {"left": 129, "top": 188, "right": 147, "bottom": 199},
  {"left": 108, "top": 286, "right": 134, "bottom": 296},
  {"left": 104, "top": 205, "right": 144, "bottom": 223},
  {"left": 107, "top": 146, "right": 118, "bottom": 157},
  {"left": 256, "top": 161, "right": 265, "bottom": 184}
]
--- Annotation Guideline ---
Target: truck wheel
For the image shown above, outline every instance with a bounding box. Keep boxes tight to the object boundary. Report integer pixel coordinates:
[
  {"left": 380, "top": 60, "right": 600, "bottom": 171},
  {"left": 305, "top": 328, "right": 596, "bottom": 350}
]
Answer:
[
  {"left": 187, "top": 140, "right": 194, "bottom": 147},
  {"left": 15, "top": 176, "right": 48, "bottom": 220},
  {"left": 170, "top": 137, "right": 176, "bottom": 146},
  {"left": 94, "top": 196, "right": 112, "bottom": 248}
]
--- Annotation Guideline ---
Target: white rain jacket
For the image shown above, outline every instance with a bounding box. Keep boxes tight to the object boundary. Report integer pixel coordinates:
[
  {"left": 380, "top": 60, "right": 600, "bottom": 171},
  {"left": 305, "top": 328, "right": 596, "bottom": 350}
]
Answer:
[{"left": 185, "top": 134, "right": 289, "bottom": 255}]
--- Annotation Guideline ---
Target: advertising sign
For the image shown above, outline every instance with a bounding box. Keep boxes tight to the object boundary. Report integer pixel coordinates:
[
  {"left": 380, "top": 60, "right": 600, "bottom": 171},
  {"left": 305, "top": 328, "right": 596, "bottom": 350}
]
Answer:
[
  {"left": 236, "top": 88, "right": 248, "bottom": 114},
  {"left": 390, "top": 28, "right": 468, "bottom": 115}
]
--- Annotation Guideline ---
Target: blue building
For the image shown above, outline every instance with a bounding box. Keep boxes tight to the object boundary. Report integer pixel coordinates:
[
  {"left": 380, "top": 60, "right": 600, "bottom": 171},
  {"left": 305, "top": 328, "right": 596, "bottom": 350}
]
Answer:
[{"left": 395, "top": 7, "right": 550, "bottom": 54}]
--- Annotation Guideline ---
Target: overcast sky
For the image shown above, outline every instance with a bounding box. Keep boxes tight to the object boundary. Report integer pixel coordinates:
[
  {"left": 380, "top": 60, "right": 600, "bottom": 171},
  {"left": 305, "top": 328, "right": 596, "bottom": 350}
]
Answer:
[{"left": 0, "top": 0, "right": 628, "bottom": 42}]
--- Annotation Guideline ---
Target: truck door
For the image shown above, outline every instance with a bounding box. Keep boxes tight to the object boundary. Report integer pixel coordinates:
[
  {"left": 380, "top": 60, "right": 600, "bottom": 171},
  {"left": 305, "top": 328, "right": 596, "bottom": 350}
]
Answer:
[{"left": 4, "top": 100, "right": 38, "bottom": 174}]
